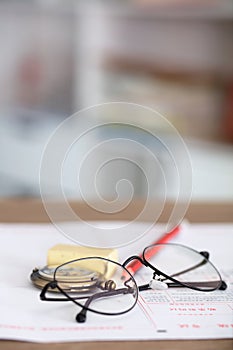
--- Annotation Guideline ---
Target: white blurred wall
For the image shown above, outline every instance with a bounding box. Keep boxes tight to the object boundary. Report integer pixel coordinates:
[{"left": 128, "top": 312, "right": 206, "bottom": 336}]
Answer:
[{"left": 0, "top": 1, "right": 232, "bottom": 201}]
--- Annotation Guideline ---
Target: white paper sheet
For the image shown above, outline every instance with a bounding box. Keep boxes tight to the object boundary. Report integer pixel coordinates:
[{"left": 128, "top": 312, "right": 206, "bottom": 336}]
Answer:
[{"left": 0, "top": 222, "right": 232, "bottom": 342}]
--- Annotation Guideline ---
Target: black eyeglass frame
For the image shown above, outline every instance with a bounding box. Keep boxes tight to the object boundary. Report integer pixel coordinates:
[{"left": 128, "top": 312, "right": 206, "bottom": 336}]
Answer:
[
  {"left": 40, "top": 243, "right": 227, "bottom": 322},
  {"left": 123, "top": 242, "right": 225, "bottom": 292},
  {"left": 40, "top": 257, "right": 138, "bottom": 319}
]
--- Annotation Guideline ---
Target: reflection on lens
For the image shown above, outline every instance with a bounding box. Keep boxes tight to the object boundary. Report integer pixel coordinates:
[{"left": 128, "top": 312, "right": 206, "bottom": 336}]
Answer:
[
  {"left": 143, "top": 243, "right": 222, "bottom": 291},
  {"left": 54, "top": 257, "right": 138, "bottom": 315}
]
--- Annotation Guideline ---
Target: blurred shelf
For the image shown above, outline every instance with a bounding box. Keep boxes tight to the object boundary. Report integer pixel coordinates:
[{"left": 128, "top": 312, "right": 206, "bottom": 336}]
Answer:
[
  {"left": 97, "top": 1, "right": 233, "bottom": 21},
  {"left": 0, "top": 198, "right": 232, "bottom": 223},
  {"left": 103, "top": 55, "right": 229, "bottom": 85}
]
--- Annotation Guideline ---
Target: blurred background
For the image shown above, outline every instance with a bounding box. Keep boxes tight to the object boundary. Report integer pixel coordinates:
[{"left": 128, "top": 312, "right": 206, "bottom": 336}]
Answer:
[{"left": 0, "top": 0, "right": 233, "bottom": 203}]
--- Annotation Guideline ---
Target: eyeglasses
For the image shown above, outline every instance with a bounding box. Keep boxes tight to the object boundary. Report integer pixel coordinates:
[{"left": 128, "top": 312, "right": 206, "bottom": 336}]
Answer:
[{"left": 40, "top": 243, "right": 227, "bottom": 323}]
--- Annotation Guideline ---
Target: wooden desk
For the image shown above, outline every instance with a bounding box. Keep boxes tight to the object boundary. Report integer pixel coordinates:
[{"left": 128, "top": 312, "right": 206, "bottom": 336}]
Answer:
[{"left": 0, "top": 199, "right": 232, "bottom": 350}]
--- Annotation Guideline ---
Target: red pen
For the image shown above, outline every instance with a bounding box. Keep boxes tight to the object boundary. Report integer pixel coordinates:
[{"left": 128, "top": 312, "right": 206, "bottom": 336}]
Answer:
[{"left": 123, "top": 225, "right": 180, "bottom": 278}]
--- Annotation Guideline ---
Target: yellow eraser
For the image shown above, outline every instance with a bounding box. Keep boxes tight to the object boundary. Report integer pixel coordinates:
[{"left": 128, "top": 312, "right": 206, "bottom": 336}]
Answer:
[{"left": 47, "top": 244, "right": 118, "bottom": 279}]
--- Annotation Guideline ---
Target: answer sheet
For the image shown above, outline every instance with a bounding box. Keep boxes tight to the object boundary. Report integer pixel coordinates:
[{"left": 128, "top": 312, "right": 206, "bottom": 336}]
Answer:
[{"left": 0, "top": 222, "right": 232, "bottom": 342}]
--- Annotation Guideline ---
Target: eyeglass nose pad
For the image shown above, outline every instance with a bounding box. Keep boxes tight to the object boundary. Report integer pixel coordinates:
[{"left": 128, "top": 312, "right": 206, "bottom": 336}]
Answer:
[{"left": 149, "top": 279, "right": 168, "bottom": 290}]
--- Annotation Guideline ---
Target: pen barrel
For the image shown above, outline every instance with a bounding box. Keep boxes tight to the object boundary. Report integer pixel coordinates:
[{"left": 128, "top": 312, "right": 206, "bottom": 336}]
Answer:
[
  {"left": 145, "top": 227, "right": 180, "bottom": 261},
  {"left": 123, "top": 226, "right": 180, "bottom": 278}
]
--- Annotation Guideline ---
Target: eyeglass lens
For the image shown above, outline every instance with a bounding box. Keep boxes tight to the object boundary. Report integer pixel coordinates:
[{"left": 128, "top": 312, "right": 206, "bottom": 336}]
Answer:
[
  {"left": 143, "top": 243, "right": 222, "bottom": 291},
  {"left": 54, "top": 257, "right": 138, "bottom": 315}
]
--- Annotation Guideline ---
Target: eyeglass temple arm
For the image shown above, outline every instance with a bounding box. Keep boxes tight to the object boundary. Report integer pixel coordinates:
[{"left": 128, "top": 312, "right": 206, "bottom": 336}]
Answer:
[
  {"left": 166, "top": 251, "right": 209, "bottom": 280},
  {"left": 76, "top": 287, "right": 133, "bottom": 323},
  {"left": 40, "top": 282, "right": 92, "bottom": 302},
  {"left": 198, "top": 253, "right": 227, "bottom": 290},
  {"left": 166, "top": 250, "right": 226, "bottom": 290},
  {"left": 163, "top": 251, "right": 225, "bottom": 288},
  {"left": 139, "top": 279, "right": 227, "bottom": 291},
  {"left": 138, "top": 250, "right": 226, "bottom": 291}
]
